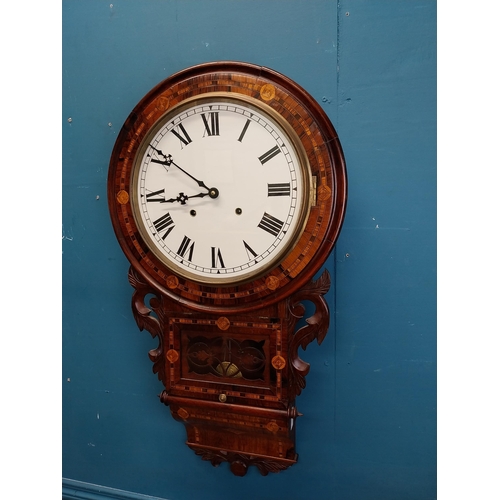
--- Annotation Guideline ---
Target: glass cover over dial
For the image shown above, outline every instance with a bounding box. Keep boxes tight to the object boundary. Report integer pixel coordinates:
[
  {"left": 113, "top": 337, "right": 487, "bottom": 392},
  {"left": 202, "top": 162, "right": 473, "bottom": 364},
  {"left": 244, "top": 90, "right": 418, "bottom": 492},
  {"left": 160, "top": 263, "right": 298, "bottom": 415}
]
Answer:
[{"left": 131, "top": 96, "right": 310, "bottom": 284}]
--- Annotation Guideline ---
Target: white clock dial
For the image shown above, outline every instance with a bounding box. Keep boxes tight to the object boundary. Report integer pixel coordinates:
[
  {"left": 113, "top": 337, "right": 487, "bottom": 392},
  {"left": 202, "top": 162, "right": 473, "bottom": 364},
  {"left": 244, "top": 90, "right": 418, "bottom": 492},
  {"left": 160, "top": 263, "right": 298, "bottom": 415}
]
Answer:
[{"left": 131, "top": 96, "right": 310, "bottom": 284}]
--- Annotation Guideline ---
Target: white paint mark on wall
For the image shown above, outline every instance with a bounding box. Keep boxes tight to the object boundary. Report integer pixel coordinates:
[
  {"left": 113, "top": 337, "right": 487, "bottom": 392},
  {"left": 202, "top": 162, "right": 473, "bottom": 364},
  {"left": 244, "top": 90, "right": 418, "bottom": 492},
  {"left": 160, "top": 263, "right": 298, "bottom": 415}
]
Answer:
[{"left": 62, "top": 225, "right": 73, "bottom": 241}]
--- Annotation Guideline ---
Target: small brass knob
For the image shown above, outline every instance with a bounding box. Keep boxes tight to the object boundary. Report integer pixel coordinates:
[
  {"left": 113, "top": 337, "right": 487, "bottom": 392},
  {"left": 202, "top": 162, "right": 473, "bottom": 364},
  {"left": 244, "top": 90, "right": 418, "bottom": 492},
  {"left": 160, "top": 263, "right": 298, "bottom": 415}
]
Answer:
[{"left": 219, "top": 393, "right": 227, "bottom": 403}]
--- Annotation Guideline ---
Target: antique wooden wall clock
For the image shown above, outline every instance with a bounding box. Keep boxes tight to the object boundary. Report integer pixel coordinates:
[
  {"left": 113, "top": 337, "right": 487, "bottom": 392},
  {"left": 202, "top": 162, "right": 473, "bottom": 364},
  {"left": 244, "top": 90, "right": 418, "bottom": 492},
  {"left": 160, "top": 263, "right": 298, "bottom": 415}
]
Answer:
[{"left": 108, "top": 61, "right": 347, "bottom": 476}]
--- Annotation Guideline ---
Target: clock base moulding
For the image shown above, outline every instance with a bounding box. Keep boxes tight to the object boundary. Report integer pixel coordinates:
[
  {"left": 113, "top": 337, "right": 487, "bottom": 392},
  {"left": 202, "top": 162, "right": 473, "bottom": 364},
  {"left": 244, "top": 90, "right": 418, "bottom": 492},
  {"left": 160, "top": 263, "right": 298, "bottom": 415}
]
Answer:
[
  {"left": 129, "top": 265, "right": 331, "bottom": 476},
  {"left": 166, "top": 395, "right": 298, "bottom": 476}
]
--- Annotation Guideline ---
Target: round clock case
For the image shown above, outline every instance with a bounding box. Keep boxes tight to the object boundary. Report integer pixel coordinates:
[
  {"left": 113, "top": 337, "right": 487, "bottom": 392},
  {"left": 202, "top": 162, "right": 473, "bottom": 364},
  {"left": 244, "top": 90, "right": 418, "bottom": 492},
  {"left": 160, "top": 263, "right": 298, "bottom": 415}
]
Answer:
[{"left": 108, "top": 61, "right": 347, "bottom": 312}]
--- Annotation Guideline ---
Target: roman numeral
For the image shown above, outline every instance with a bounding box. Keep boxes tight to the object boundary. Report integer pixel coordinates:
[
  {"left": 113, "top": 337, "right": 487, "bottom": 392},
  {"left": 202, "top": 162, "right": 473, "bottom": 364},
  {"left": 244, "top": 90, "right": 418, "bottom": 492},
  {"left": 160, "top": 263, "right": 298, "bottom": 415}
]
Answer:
[
  {"left": 177, "top": 236, "right": 195, "bottom": 261},
  {"left": 171, "top": 123, "right": 192, "bottom": 148},
  {"left": 153, "top": 213, "right": 175, "bottom": 240},
  {"left": 237, "top": 119, "right": 251, "bottom": 142},
  {"left": 211, "top": 247, "right": 225, "bottom": 268},
  {"left": 145, "top": 188, "right": 165, "bottom": 202},
  {"left": 201, "top": 112, "right": 220, "bottom": 137},
  {"left": 258, "top": 145, "right": 281, "bottom": 164},
  {"left": 257, "top": 212, "right": 285, "bottom": 237},
  {"left": 243, "top": 241, "right": 258, "bottom": 261},
  {"left": 268, "top": 183, "right": 291, "bottom": 197}
]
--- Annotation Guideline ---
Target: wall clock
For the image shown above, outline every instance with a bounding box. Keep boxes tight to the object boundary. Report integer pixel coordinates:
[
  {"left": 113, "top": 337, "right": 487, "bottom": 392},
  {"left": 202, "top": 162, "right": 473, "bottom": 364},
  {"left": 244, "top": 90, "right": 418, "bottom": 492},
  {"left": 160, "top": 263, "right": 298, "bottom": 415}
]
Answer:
[{"left": 108, "top": 61, "right": 347, "bottom": 476}]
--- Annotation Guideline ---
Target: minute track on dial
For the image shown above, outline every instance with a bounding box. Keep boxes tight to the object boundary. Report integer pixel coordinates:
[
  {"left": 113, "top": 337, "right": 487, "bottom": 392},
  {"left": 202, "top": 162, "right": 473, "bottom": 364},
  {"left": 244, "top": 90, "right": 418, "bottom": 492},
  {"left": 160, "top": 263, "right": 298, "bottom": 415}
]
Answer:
[{"left": 134, "top": 97, "right": 306, "bottom": 283}]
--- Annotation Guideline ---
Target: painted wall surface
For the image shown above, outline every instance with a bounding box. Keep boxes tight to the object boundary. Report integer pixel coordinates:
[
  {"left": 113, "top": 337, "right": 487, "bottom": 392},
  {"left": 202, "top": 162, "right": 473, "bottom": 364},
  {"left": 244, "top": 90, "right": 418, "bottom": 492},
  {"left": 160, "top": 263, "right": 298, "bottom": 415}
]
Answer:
[{"left": 62, "top": 1, "right": 436, "bottom": 499}]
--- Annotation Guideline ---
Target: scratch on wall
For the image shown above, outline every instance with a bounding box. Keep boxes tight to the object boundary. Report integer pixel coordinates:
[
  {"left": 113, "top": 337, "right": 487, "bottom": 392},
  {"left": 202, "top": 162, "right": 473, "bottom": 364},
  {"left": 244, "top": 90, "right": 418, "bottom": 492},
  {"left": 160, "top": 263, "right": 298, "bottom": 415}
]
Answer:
[{"left": 62, "top": 225, "right": 73, "bottom": 241}]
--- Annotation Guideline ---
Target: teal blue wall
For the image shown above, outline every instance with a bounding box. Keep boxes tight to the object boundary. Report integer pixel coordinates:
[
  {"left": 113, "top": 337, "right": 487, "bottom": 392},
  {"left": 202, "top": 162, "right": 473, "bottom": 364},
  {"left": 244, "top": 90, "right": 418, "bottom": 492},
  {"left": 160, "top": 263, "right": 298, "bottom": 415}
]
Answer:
[{"left": 62, "top": 1, "right": 436, "bottom": 499}]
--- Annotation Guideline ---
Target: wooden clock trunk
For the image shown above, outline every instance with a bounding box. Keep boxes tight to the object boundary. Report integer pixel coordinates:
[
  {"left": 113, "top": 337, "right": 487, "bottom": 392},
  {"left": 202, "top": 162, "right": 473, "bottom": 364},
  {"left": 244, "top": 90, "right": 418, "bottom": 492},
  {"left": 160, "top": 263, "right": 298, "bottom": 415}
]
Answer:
[{"left": 129, "top": 265, "right": 331, "bottom": 476}]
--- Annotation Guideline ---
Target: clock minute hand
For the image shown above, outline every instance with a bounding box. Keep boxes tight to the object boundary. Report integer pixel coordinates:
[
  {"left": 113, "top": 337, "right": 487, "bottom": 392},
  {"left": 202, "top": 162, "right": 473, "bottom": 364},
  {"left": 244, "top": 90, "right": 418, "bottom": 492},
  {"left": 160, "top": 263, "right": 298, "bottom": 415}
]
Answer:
[
  {"left": 150, "top": 155, "right": 219, "bottom": 199},
  {"left": 150, "top": 154, "right": 210, "bottom": 192}
]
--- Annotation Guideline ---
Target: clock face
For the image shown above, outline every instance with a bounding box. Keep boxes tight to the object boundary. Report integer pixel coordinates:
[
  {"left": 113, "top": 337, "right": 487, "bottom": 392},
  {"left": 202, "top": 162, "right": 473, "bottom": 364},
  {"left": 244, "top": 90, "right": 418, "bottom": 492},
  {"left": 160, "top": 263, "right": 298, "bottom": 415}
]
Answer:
[
  {"left": 130, "top": 96, "right": 310, "bottom": 284},
  {"left": 109, "top": 62, "right": 347, "bottom": 308}
]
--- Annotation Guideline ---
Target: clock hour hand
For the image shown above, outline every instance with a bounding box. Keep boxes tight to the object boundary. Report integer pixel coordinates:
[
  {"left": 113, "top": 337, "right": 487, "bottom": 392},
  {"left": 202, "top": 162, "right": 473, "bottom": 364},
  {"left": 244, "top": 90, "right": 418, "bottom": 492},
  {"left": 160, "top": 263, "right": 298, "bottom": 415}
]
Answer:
[
  {"left": 149, "top": 148, "right": 215, "bottom": 194},
  {"left": 162, "top": 192, "right": 210, "bottom": 205}
]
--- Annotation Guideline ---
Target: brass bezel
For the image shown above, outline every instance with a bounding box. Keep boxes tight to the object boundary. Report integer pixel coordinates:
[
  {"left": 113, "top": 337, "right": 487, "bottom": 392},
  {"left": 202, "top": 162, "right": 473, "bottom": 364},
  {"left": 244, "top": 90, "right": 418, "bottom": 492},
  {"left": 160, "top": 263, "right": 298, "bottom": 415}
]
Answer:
[{"left": 129, "top": 92, "right": 312, "bottom": 286}]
